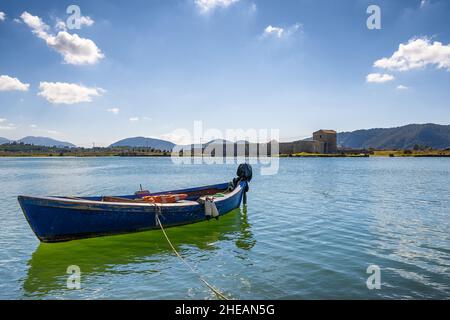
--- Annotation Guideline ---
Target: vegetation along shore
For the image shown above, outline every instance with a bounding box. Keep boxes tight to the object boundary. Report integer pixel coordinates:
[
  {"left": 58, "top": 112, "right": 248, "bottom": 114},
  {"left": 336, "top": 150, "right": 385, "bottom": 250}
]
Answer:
[
  {"left": 1, "top": 123, "right": 450, "bottom": 158},
  {"left": 1, "top": 143, "right": 449, "bottom": 158}
]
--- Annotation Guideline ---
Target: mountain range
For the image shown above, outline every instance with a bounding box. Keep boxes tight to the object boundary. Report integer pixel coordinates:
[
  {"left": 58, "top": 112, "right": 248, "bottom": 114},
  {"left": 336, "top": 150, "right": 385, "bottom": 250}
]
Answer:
[
  {"left": 2, "top": 123, "right": 450, "bottom": 150},
  {"left": 0, "top": 137, "right": 10, "bottom": 145},
  {"left": 109, "top": 137, "right": 175, "bottom": 151},
  {"left": 0, "top": 136, "right": 75, "bottom": 148},
  {"left": 337, "top": 123, "right": 450, "bottom": 150}
]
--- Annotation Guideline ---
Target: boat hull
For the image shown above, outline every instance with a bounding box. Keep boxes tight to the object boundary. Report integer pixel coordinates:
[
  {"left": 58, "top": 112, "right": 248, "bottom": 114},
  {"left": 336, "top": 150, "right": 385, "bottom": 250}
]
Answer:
[{"left": 18, "top": 182, "right": 245, "bottom": 242}]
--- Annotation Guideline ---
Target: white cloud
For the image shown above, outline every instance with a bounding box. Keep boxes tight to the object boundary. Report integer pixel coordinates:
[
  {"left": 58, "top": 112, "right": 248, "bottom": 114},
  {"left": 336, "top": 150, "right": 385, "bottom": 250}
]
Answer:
[
  {"left": 107, "top": 107, "right": 120, "bottom": 114},
  {"left": 396, "top": 85, "right": 409, "bottom": 90},
  {"left": 47, "top": 31, "right": 104, "bottom": 65},
  {"left": 38, "top": 82, "right": 105, "bottom": 104},
  {"left": 0, "top": 118, "right": 6, "bottom": 123},
  {"left": 262, "top": 23, "right": 302, "bottom": 39},
  {"left": 55, "top": 20, "right": 67, "bottom": 31},
  {"left": 129, "top": 117, "right": 139, "bottom": 122},
  {"left": 55, "top": 16, "right": 94, "bottom": 31},
  {"left": 38, "top": 128, "right": 60, "bottom": 135},
  {"left": 80, "top": 16, "right": 94, "bottom": 27},
  {"left": 43, "top": 130, "right": 60, "bottom": 135},
  {"left": 366, "top": 73, "right": 395, "bottom": 83},
  {"left": 373, "top": 37, "right": 450, "bottom": 71},
  {"left": 0, "top": 75, "right": 30, "bottom": 91},
  {"left": 20, "top": 11, "right": 104, "bottom": 65},
  {"left": 0, "top": 123, "right": 16, "bottom": 130},
  {"left": 160, "top": 131, "right": 191, "bottom": 145},
  {"left": 264, "top": 25, "right": 284, "bottom": 38},
  {"left": 29, "top": 124, "right": 60, "bottom": 135},
  {"left": 420, "top": 0, "right": 429, "bottom": 8},
  {"left": 195, "top": 0, "right": 240, "bottom": 13},
  {"left": 20, "top": 11, "right": 50, "bottom": 39},
  {"left": 45, "top": 129, "right": 60, "bottom": 135},
  {"left": 0, "top": 11, "right": 6, "bottom": 21}
]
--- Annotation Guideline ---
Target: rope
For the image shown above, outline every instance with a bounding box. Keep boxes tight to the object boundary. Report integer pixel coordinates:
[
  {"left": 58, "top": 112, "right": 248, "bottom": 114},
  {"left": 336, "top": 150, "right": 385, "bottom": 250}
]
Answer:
[{"left": 155, "top": 213, "right": 229, "bottom": 300}]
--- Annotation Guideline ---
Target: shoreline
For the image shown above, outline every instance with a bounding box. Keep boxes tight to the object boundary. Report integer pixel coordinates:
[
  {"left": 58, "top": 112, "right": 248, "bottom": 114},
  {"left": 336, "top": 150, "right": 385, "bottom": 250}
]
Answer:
[{"left": 1, "top": 154, "right": 450, "bottom": 158}]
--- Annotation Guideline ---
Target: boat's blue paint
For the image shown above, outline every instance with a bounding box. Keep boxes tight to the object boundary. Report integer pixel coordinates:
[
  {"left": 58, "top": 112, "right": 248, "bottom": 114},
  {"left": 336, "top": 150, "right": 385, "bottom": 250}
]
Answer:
[{"left": 18, "top": 181, "right": 246, "bottom": 242}]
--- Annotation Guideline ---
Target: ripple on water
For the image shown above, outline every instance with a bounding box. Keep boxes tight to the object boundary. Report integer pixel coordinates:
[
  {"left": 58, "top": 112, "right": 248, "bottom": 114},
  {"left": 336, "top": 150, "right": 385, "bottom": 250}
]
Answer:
[{"left": 0, "top": 157, "right": 449, "bottom": 299}]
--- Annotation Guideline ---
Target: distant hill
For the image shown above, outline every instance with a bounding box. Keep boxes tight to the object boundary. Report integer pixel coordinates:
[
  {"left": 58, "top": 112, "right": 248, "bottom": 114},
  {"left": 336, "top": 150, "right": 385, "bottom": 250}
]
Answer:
[
  {"left": 203, "top": 139, "right": 235, "bottom": 147},
  {"left": 18, "top": 136, "right": 76, "bottom": 148},
  {"left": 338, "top": 124, "right": 450, "bottom": 150},
  {"left": 109, "top": 137, "right": 175, "bottom": 151},
  {"left": 205, "top": 139, "right": 232, "bottom": 145},
  {"left": 0, "top": 137, "right": 10, "bottom": 145}
]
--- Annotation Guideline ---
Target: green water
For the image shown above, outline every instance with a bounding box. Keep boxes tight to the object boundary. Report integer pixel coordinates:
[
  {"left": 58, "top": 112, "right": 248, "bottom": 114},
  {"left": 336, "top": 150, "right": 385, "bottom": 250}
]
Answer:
[{"left": 0, "top": 157, "right": 449, "bottom": 299}]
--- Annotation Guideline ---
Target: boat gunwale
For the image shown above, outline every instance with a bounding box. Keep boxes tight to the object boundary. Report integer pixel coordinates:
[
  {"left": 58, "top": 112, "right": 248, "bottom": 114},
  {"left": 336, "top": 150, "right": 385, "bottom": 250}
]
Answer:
[{"left": 18, "top": 182, "right": 244, "bottom": 208}]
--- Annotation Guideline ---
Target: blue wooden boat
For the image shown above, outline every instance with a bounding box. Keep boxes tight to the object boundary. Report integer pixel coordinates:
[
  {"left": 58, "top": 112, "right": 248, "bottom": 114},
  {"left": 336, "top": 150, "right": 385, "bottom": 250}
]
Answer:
[{"left": 18, "top": 164, "right": 252, "bottom": 243}]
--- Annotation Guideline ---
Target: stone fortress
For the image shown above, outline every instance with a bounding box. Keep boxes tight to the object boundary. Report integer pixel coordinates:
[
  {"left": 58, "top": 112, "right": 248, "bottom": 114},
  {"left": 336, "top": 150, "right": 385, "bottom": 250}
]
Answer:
[
  {"left": 279, "top": 129, "right": 337, "bottom": 154},
  {"left": 185, "top": 129, "right": 338, "bottom": 156}
]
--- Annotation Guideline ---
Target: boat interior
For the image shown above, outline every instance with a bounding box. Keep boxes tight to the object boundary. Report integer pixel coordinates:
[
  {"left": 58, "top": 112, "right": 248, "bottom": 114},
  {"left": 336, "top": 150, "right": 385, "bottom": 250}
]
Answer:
[{"left": 57, "top": 182, "right": 234, "bottom": 204}]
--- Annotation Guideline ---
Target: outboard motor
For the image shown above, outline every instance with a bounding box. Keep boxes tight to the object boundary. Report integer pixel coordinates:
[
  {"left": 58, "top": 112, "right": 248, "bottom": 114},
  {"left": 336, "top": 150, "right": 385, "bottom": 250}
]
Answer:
[
  {"left": 237, "top": 163, "right": 253, "bottom": 182},
  {"left": 233, "top": 163, "right": 252, "bottom": 205}
]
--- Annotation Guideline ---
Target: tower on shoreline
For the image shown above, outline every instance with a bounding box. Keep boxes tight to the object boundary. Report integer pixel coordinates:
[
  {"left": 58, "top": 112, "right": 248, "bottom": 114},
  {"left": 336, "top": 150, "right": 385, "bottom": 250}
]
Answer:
[{"left": 313, "top": 130, "right": 337, "bottom": 154}]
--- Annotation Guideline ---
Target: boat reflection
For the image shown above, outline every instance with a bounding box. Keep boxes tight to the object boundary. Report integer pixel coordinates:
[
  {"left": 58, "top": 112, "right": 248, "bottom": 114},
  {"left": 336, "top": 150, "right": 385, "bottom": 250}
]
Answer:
[
  {"left": 23, "top": 207, "right": 255, "bottom": 297},
  {"left": 235, "top": 206, "right": 256, "bottom": 251}
]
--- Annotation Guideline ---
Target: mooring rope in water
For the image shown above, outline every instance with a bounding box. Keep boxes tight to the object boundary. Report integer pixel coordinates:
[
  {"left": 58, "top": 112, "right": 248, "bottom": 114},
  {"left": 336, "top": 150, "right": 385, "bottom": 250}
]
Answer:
[{"left": 155, "top": 214, "right": 229, "bottom": 300}]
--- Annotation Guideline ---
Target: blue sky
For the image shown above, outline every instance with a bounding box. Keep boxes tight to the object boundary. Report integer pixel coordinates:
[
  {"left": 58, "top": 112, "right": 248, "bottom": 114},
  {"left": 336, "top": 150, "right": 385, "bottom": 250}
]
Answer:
[{"left": 0, "top": 0, "right": 450, "bottom": 147}]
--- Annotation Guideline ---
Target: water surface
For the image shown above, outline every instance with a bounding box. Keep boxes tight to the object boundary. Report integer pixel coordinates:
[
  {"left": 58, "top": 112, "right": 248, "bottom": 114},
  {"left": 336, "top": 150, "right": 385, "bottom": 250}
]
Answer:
[{"left": 0, "top": 157, "right": 449, "bottom": 299}]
